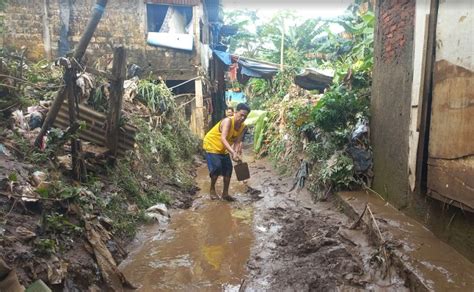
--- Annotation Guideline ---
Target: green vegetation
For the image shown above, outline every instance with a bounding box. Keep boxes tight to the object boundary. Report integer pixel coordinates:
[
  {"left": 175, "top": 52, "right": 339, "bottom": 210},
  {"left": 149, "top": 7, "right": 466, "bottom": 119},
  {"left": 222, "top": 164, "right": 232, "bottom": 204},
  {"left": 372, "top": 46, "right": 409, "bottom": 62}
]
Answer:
[
  {"left": 137, "top": 79, "right": 175, "bottom": 115},
  {"left": 229, "top": 2, "right": 374, "bottom": 197}
]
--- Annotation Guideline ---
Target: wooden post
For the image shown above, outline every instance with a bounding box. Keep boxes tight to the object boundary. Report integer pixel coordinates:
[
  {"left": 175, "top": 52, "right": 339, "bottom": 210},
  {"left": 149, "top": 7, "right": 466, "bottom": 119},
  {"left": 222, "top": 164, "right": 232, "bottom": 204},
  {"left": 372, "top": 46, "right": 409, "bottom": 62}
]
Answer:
[
  {"left": 194, "top": 78, "right": 205, "bottom": 138},
  {"left": 106, "top": 47, "right": 126, "bottom": 158},
  {"left": 35, "top": 0, "right": 108, "bottom": 147},
  {"left": 65, "top": 68, "right": 87, "bottom": 181},
  {"left": 42, "top": 0, "right": 52, "bottom": 60}
]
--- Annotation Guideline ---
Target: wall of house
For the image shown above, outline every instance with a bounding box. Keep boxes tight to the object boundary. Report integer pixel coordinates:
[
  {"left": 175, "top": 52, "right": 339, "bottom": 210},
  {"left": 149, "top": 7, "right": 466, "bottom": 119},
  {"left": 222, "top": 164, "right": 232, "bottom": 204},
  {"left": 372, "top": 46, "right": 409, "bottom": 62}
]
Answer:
[
  {"left": 2, "top": 0, "right": 201, "bottom": 80},
  {"left": 418, "top": 0, "right": 474, "bottom": 261},
  {"left": 371, "top": 0, "right": 416, "bottom": 208},
  {"left": 372, "top": 0, "right": 474, "bottom": 262}
]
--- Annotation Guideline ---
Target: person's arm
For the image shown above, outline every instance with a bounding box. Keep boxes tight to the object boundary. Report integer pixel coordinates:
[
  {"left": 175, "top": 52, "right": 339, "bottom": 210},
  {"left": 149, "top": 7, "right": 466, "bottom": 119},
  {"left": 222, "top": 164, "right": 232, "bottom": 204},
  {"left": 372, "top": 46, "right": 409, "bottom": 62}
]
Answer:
[
  {"left": 220, "top": 118, "right": 238, "bottom": 160},
  {"left": 233, "top": 126, "right": 247, "bottom": 156}
]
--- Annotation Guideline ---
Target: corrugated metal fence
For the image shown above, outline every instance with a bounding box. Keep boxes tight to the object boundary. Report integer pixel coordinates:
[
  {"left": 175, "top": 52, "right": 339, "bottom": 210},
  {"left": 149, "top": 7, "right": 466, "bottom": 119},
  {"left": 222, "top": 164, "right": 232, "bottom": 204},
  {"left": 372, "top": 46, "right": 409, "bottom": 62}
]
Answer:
[{"left": 53, "top": 101, "right": 136, "bottom": 156}]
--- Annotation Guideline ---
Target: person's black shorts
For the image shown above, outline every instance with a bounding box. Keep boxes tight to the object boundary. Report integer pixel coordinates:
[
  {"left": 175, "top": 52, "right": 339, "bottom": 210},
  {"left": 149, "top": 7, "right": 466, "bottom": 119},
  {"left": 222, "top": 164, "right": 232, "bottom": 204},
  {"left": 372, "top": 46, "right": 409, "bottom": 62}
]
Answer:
[{"left": 205, "top": 152, "right": 233, "bottom": 177}]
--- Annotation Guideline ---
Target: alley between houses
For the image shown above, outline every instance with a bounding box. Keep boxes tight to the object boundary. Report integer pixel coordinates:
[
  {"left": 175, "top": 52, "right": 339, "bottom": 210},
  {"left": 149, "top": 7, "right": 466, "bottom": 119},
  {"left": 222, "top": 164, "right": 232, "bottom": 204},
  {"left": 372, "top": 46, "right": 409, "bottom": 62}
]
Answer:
[{"left": 1, "top": 0, "right": 473, "bottom": 291}]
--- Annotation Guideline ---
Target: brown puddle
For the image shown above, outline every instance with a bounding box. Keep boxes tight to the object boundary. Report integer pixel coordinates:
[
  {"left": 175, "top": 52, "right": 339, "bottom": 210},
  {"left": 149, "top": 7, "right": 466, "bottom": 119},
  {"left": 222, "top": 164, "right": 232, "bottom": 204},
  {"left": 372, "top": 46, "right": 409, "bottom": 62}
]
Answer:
[{"left": 120, "top": 166, "right": 254, "bottom": 291}]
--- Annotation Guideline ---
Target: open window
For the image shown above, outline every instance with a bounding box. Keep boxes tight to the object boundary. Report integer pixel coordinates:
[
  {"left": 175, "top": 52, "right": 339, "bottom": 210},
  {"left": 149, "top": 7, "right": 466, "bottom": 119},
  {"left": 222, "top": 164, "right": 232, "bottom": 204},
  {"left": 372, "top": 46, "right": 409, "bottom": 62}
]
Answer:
[{"left": 146, "top": 4, "right": 194, "bottom": 51}]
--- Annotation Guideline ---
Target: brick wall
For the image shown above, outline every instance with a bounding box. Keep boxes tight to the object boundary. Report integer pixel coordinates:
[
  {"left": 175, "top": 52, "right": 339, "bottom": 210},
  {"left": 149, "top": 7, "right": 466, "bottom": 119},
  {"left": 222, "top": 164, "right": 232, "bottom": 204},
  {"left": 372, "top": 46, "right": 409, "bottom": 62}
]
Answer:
[
  {"left": 2, "top": 1, "right": 46, "bottom": 59},
  {"left": 2, "top": 0, "right": 202, "bottom": 80},
  {"left": 379, "top": 0, "right": 415, "bottom": 63}
]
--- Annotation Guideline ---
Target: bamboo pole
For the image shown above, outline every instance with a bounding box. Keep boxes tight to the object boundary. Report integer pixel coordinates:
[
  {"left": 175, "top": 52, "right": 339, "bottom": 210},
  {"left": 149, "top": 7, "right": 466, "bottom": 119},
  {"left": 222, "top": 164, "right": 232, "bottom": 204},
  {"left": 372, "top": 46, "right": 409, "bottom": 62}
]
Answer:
[{"left": 35, "top": 0, "right": 108, "bottom": 147}]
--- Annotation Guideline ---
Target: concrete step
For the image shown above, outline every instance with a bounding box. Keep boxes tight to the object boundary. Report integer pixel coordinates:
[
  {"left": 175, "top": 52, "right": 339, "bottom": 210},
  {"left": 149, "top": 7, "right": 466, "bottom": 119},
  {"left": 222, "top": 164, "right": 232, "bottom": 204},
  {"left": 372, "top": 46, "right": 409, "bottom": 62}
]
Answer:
[{"left": 337, "top": 191, "right": 474, "bottom": 291}]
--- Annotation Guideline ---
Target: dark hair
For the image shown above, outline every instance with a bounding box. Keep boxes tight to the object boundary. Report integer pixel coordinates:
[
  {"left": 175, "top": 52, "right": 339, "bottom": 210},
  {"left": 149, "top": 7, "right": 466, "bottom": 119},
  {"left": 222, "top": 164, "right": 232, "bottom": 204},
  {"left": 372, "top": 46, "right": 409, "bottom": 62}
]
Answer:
[{"left": 236, "top": 103, "right": 251, "bottom": 113}]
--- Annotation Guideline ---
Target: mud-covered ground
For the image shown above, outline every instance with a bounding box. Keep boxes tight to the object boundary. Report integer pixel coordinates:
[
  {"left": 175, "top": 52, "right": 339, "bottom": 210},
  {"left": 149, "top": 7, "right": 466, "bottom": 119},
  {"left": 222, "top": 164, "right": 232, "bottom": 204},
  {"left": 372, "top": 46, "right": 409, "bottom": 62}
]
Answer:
[
  {"left": 2, "top": 148, "right": 409, "bottom": 291},
  {"left": 242, "top": 158, "right": 408, "bottom": 291}
]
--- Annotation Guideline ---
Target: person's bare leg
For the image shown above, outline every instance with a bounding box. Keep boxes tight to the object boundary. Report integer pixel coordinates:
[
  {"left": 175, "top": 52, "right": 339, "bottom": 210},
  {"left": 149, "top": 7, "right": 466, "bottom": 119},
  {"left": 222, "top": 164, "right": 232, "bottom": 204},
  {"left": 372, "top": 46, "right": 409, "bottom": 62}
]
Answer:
[
  {"left": 210, "top": 175, "right": 219, "bottom": 200},
  {"left": 222, "top": 176, "right": 235, "bottom": 201}
]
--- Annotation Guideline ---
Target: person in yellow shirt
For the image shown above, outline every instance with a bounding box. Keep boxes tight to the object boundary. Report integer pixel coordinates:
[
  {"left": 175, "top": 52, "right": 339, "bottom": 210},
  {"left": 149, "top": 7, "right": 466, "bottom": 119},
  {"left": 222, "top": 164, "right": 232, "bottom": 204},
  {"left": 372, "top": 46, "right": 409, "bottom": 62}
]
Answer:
[{"left": 203, "top": 103, "right": 250, "bottom": 201}]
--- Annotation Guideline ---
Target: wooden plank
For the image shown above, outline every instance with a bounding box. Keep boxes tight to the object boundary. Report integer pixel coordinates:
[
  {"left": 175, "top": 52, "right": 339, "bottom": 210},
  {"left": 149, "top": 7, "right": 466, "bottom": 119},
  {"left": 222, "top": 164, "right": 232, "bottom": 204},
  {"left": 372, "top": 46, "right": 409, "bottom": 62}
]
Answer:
[
  {"left": 429, "top": 60, "right": 474, "bottom": 159},
  {"left": 427, "top": 157, "right": 474, "bottom": 209},
  {"left": 416, "top": 0, "right": 439, "bottom": 192},
  {"left": 408, "top": 8, "right": 430, "bottom": 191},
  {"left": 194, "top": 78, "right": 205, "bottom": 138},
  {"left": 427, "top": 190, "right": 474, "bottom": 213}
]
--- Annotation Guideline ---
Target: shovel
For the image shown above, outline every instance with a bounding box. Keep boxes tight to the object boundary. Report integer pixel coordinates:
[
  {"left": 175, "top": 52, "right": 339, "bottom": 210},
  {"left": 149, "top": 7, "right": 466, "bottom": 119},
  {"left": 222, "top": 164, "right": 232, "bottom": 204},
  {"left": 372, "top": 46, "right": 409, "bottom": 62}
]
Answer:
[{"left": 234, "top": 160, "right": 250, "bottom": 181}]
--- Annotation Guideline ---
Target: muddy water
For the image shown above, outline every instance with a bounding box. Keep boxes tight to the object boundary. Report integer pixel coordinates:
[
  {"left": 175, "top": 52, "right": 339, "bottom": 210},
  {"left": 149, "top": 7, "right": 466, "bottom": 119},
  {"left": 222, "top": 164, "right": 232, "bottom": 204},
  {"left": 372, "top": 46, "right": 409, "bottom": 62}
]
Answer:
[{"left": 120, "top": 166, "right": 254, "bottom": 291}]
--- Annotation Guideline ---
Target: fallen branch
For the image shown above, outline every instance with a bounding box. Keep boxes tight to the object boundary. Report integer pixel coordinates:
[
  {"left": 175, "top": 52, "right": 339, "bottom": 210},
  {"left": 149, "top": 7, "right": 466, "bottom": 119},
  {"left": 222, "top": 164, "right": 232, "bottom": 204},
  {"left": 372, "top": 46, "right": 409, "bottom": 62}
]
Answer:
[
  {"left": 0, "top": 102, "right": 20, "bottom": 112},
  {"left": 337, "top": 231, "right": 358, "bottom": 246},
  {"left": 0, "top": 74, "right": 65, "bottom": 89},
  {"left": 0, "top": 198, "right": 18, "bottom": 219},
  {"left": 367, "top": 206, "right": 385, "bottom": 244},
  {"left": 349, "top": 203, "right": 367, "bottom": 230},
  {"left": 367, "top": 205, "right": 390, "bottom": 279},
  {"left": 363, "top": 184, "right": 386, "bottom": 202}
]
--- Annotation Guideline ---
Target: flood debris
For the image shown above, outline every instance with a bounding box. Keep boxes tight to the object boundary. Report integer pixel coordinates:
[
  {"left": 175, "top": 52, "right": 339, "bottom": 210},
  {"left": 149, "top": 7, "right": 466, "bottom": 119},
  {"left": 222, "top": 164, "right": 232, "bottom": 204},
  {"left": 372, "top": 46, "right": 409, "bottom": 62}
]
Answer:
[
  {"left": 145, "top": 203, "right": 170, "bottom": 224},
  {"left": 0, "top": 259, "right": 25, "bottom": 292},
  {"left": 84, "top": 221, "right": 137, "bottom": 291}
]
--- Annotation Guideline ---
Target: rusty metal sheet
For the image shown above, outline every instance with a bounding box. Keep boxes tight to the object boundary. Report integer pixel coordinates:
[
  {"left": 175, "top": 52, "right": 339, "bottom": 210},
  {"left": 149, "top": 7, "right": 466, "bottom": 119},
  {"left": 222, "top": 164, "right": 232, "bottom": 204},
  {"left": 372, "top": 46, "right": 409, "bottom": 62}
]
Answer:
[
  {"left": 53, "top": 102, "right": 136, "bottom": 156},
  {"left": 145, "top": 0, "right": 200, "bottom": 6},
  {"left": 429, "top": 60, "right": 474, "bottom": 159},
  {"left": 427, "top": 157, "right": 474, "bottom": 210}
]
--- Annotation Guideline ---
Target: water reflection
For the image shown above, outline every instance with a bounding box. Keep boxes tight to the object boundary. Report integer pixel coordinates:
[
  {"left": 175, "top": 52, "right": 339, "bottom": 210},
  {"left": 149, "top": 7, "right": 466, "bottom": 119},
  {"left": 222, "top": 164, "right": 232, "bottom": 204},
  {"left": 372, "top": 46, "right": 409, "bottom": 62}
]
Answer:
[{"left": 121, "top": 165, "right": 254, "bottom": 291}]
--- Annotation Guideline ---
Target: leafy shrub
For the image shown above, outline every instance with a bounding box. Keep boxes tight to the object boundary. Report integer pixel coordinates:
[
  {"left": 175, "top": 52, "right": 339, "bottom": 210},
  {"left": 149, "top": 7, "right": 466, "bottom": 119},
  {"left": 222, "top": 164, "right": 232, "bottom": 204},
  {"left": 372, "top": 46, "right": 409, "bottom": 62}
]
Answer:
[
  {"left": 137, "top": 79, "right": 174, "bottom": 114},
  {"left": 311, "top": 85, "right": 368, "bottom": 133},
  {"left": 319, "top": 151, "right": 357, "bottom": 189}
]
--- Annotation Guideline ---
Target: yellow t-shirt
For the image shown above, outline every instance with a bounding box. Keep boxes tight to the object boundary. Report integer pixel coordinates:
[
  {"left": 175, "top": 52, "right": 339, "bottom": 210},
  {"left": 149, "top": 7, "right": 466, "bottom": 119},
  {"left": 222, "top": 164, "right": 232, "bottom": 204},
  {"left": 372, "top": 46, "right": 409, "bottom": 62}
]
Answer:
[{"left": 203, "top": 117, "right": 246, "bottom": 154}]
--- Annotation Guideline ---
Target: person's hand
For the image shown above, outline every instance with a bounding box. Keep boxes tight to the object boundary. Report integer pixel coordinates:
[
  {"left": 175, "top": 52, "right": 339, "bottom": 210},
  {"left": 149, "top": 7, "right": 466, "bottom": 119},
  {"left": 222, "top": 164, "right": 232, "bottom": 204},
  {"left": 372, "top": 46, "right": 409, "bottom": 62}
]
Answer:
[{"left": 232, "top": 152, "right": 242, "bottom": 163}]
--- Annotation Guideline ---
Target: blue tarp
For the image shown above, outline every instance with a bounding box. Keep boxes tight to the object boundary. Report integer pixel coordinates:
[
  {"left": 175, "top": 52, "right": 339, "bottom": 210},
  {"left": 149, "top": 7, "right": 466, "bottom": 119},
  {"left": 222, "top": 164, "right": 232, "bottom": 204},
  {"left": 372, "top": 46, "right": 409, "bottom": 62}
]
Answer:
[
  {"left": 213, "top": 50, "right": 232, "bottom": 65},
  {"left": 241, "top": 66, "right": 263, "bottom": 78},
  {"left": 225, "top": 91, "right": 246, "bottom": 103}
]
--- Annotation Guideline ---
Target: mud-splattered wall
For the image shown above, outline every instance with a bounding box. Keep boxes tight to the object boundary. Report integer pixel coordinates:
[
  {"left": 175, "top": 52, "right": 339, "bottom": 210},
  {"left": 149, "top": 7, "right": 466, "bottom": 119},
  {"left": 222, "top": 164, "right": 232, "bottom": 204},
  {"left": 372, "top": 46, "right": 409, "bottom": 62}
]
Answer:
[
  {"left": 372, "top": 0, "right": 474, "bottom": 262},
  {"left": 371, "top": 0, "right": 415, "bottom": 208},
  {"left": 1, "top": 0, "right": 203, "bottom": 80}
]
